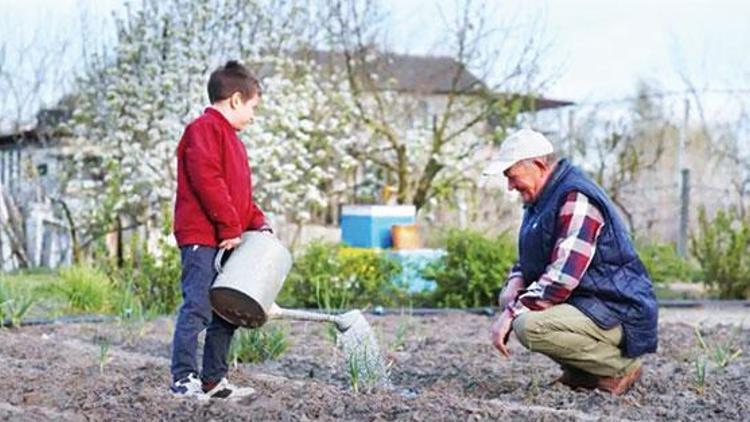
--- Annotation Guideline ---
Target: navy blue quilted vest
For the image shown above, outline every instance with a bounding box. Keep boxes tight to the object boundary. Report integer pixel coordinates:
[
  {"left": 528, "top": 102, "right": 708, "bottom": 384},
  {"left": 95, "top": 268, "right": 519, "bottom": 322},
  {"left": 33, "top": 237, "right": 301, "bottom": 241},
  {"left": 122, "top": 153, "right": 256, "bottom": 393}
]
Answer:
[{"left": 518, "top": 159, "right": 658, "bottom": 358}]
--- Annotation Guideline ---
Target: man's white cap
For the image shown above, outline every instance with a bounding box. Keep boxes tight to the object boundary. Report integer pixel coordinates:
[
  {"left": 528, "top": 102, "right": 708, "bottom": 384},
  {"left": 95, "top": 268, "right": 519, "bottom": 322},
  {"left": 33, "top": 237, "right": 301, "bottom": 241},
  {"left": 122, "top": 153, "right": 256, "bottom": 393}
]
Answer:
[{"left": 482, "top": 128, "right": 554, "bottom": 176}]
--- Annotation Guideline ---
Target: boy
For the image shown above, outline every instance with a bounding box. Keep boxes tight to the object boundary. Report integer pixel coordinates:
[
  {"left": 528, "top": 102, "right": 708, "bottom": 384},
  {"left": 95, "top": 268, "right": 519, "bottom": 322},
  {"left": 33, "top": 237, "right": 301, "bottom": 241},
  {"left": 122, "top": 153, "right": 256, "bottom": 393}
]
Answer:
[{"left": 170, "top": 60, "right": 271, "bottom": 399}]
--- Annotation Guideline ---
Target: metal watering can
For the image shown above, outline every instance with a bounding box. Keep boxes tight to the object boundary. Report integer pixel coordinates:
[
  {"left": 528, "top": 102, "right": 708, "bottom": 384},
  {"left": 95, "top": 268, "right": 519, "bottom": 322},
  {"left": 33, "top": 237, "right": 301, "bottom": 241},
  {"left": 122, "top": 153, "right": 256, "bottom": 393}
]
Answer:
[
  {"left": 210, "top": 231, "right": 292, "bottom": 328},
  {"left": 210, "top": 232, "right": 389, "bottom": 387},
  {"left": 209, "top": 231, "right": 366, "bottom": 332}
]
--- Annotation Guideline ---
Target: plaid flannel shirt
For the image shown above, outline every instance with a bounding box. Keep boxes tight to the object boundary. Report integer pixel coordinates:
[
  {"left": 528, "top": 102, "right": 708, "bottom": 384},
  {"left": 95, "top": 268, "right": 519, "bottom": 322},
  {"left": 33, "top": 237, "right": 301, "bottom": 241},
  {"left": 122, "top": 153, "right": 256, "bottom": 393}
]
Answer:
[{"left": 506, "top": 191, "right": 605, "bottom": 317}]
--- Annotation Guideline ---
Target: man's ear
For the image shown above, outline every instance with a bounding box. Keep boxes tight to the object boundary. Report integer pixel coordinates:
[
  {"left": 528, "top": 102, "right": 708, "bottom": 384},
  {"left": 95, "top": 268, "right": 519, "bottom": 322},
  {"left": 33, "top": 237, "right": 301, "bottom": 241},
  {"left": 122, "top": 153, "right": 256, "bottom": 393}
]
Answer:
[{"left": 532, "top": 158, "right": 548, "bottom": 172}]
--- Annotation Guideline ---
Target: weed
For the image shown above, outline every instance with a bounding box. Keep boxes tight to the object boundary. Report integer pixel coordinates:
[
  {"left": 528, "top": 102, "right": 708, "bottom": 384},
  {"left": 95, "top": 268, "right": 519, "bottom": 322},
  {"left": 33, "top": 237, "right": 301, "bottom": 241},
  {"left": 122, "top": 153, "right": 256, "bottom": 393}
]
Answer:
[
  {"left": 46, "top": 265, "right": 113, "bottom": 313},
  {"left": 692, "top": 356, "right": 706, "bottom": 394},
  {"left": 344, "top": 343, "right": 384, "bottom": 393},
  {"left": 391, "top": 307, "right": 414, "bottom": 351},
  {"left": 347, "top": 351, "right": 361, "bottom": 393},
  {"left": 230, "top": 325, "right": 289, "bottom": 365},
  {"left": 694, "top": 325, "right": 743, "bottom": 369},
  {"left": 98, "top": 339, "right": 111, "bottom": 373},
  {"left": 325, "top": 322, "right": 338, "bottom": 345},
  {"left": 0, "top": 281, "right": 35, "bottom": 327}
]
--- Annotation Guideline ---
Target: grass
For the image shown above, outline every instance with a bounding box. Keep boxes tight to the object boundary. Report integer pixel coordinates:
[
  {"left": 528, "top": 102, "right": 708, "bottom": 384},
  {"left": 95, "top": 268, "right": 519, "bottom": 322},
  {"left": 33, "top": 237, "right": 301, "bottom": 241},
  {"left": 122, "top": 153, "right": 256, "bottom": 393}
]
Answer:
[
  {"left": 41, "top": 265, "right": 114, "bottom": 314},
  {"left": 98, "top": 339, "right": 111, "bottom": 373},
  {"left": 230, "top": 325, "right": 289, "bottom": 365},
  {"left": 347, "top": 351, "right": 362, "bottom": 393},
  {"left": 345, "top": 342, "right": 385, "bottom": 394},
  {"left": 0, "top": 280, "right": 36, "bottom": 327},
  {"left": 694, "top": 325, "right": 743, "bottom": 369},
  {"left": 692, "top": 356, "right": 707, "bottom": 394},
  {"left": 691, "top": 323, "right": 744, "bottom": 394},
  {"left": 390, "top": 307, "right": 414, "bottom": 351}
]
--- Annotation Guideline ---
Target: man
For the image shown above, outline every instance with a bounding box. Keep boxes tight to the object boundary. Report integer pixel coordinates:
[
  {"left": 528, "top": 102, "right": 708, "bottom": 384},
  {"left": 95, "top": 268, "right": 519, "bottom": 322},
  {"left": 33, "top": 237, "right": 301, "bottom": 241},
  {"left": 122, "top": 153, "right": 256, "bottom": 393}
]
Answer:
[{"left": 484, "top": 128, "right": 658, "bottom": 395}]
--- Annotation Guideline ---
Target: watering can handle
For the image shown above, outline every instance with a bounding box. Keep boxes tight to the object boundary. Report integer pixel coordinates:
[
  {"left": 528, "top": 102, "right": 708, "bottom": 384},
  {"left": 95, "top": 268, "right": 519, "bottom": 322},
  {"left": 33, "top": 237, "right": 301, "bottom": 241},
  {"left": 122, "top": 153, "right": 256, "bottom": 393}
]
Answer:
[{"left": 214, "top": 248, "right": 227, "bottom": 274}]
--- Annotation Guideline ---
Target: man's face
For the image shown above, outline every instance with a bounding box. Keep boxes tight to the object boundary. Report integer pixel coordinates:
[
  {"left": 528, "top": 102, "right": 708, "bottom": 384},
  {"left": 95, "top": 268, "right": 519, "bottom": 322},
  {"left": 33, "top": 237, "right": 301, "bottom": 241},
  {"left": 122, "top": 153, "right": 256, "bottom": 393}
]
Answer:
[
  {"left": 232, "top": 93, "right": 260, "bottom": 131},
  {"left": 503, "top": 160, "right": 545, "bottom": 204}
]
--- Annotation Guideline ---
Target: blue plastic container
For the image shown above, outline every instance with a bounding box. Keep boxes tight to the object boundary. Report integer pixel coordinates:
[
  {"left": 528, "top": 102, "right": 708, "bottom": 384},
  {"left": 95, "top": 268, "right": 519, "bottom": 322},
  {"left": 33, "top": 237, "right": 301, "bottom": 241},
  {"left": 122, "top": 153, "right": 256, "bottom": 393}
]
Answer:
[
  {"left": 340, "top": 205, "right": 416, "bottom": 248},
  {"left": 388, "top": 248, "right": 445, "bottom": 292}
]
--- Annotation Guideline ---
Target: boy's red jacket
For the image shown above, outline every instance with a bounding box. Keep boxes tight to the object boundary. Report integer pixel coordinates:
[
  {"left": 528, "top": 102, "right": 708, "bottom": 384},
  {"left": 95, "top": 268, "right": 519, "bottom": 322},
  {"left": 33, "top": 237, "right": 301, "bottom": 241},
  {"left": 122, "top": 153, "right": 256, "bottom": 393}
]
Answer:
[{"left": 173, "top": 108, "right": 266, "bottom": 247}]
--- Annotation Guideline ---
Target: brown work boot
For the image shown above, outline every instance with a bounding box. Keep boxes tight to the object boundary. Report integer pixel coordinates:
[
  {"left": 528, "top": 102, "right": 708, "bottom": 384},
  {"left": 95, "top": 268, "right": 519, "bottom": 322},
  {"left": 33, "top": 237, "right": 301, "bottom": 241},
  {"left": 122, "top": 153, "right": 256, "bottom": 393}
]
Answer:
[
  {"left": 596, "top": 366, "right": 642, "bottom": 395},
  {"left": 554, "top": 366, "right": 599, "bottom": 390}
]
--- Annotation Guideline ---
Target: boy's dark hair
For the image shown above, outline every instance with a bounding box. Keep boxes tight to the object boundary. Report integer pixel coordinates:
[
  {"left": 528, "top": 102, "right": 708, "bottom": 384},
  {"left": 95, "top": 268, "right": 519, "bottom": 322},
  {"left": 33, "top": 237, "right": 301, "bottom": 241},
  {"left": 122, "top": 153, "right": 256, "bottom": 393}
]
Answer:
[{"left": 207, "top": 60, "right": 262, "bottom": 104}]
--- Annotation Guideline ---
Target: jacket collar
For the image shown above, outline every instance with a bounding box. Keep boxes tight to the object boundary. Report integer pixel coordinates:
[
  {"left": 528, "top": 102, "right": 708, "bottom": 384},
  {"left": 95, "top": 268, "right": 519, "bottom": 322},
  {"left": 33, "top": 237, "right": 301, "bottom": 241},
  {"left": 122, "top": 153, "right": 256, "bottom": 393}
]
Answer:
[{"left": 204, "top": 107, "right": 235, "bottom": 131}]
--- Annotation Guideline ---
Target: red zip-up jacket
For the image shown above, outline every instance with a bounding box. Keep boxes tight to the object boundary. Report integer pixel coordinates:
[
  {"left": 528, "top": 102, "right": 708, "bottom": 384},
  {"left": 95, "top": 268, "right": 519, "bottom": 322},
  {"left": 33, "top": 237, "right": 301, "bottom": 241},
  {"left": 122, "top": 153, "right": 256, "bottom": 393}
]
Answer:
[{"left": 173, "top": 107, "right": 266, "bottom": 247}]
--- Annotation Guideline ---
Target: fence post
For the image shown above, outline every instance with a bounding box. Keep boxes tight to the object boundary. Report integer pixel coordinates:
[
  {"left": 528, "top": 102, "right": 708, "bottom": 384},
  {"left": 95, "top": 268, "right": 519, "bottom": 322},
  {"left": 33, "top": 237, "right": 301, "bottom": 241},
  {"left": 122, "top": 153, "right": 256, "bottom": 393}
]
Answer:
[{"left": 678, "top": 169, "right": 690, "bottom": 257}]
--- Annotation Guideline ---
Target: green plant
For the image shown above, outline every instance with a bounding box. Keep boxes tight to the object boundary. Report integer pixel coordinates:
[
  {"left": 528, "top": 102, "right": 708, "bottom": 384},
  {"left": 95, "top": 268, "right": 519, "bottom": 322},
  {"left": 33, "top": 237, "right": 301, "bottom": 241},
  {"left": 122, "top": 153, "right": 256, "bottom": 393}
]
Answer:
[
  {"left": 694, "top": 325, "right": 743, "bottom": 368},
  {"left": 109, "top": 226, "right": 181, "bottom": 315},
  {"left": 390, "top": 307, "right": 414, "bottom": 351},
  {"left": 278, "top": 242, "right": 405, "bottom": 309},
  {"left": 338, "top": 247, "right": 404, "bottom": 307},
  {"left": 344, "top": 342, "right": 385, "bottom": 394},
  {"left": 229, "top": 325, "right": 289, "bottom": 364},
  {"left": 691, "top": 324, "right": 744, "bottom": 394},
  {"left": 637, "top": 240, "right": 700, "bottom": 284},
  {"left": 0, "top": 281, "right": 35, "bottom": 327},
  {"left": 113, "top": 280, "right": 145, "bottom": 321},
  {"left": 692, "top": 356, "right": 706, "bottom": 394},
  {"left": 347, "top": 352, "right": 362, "bottom": 393},
  {"left": 691, "top": 208, "right": 750, "bottom": 299},
  {"left": 47, "top": 265, "right": 114, "bottom": 313},
  {"left": 422, "top": 229, "right": 516, "bottom": 307},
  {"left": 98, "top": 339, "right": 111, "bottom": 373}
]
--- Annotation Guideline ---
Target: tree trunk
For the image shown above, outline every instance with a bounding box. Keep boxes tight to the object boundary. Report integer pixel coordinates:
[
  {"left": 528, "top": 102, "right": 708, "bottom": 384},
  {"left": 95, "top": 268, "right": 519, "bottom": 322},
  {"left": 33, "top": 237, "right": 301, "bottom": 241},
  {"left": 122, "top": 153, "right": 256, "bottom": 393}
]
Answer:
[{"left": 0, "top": 185, "right": 30, "bottom": 268}]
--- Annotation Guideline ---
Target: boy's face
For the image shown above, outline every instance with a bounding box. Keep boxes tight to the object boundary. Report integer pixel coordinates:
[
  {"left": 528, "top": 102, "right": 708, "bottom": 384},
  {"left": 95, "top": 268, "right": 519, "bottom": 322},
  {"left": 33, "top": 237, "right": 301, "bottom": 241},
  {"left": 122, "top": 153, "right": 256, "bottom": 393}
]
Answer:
[{"left": 231, "top": 92, "right": 260, "bottom": 131}]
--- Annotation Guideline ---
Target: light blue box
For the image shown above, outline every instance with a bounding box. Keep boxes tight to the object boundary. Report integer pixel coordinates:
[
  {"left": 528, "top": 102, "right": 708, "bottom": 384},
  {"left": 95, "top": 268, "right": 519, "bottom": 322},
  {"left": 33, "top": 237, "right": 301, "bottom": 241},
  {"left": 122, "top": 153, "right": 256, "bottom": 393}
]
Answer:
[
  {"left": 340, "top": 205, "right": 416, "bottom": 248},
  {"left": 388, "top": 248, "right": 445, "bottom": 292}
]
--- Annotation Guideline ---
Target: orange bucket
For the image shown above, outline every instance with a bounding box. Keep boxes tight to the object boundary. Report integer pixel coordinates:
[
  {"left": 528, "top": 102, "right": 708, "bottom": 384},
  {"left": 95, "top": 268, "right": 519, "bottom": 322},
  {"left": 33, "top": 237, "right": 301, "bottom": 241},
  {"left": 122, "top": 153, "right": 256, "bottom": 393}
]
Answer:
[{"left": 391, "top": 224, "right": 421, "bottom": 249}]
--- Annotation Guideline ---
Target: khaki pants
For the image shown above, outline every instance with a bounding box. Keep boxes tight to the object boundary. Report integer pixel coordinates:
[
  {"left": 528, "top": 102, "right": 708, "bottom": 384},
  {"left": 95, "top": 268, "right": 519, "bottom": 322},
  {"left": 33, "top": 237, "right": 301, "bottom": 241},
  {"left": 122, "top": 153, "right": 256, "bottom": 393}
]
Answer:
[{"left": 512, "top": 304, "right": 640, "bottom": 377}]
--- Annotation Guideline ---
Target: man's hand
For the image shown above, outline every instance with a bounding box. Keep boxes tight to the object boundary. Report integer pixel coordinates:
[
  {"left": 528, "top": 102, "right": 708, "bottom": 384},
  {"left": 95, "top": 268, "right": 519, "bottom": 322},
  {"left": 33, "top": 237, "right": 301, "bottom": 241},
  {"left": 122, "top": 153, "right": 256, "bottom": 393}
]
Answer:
[
  {"left": 218, "top": 237, "right": 242, "bottom": 250},
  {"left": 490, "top": 309, "right": 514, "bottom": 358},
  {"left": 498, "top": 276, "right": 525, "bottom": 309}
]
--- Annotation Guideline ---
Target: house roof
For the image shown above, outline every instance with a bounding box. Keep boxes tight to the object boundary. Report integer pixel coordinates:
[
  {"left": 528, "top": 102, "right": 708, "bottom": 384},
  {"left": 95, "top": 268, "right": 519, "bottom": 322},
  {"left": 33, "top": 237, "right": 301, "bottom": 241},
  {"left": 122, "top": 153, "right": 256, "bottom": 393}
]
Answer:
[
  {"left": 304, "top": 50, "right": 486, "bottom": 94},
  {"left": 0, "top": 130, "right": 44, "bottom": 150},
  {"left": 300, "top": 50, "right": 573, "bottom": 111}
]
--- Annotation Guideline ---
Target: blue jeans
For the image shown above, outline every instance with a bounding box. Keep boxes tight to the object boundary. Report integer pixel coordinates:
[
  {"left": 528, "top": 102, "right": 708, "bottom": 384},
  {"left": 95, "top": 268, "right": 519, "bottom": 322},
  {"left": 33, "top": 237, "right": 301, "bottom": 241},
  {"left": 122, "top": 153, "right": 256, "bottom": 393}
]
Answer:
[{"left": 170, "top": 245, "right": 237, "bottom": 383}]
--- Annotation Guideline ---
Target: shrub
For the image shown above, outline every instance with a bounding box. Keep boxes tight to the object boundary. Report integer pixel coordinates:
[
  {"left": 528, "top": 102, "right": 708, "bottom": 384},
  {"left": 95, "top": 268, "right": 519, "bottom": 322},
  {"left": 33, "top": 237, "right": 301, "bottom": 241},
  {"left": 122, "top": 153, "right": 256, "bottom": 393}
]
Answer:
[
  {"left": 105, "top": 211, "right": 182, "bottom": 315},
  {"left": 422, "top": 229, "right": 516, "bottom": 308},
  {"left": 637, "top": 241, "right": 700, "bottom": 284},
  {"left": 691, "top": 208, "right": 750, "bottom": 299},
  {"left": 116, "top": 235, "right": 182, "bottom": 315},
  {"left": 338, "top": 247, "right": 405, "bottom": 307},
  {"left": 229, "top": 325, "right": 289, "bottom": 364},
  {"left": 0, "top": 280, "right": 35, "bottom": 327},
  {"left": 50, "top": 265, "right": 114, "bottom": 313},
  {"left": 277, "top": 242, "right": 404, "bottom": 309}
]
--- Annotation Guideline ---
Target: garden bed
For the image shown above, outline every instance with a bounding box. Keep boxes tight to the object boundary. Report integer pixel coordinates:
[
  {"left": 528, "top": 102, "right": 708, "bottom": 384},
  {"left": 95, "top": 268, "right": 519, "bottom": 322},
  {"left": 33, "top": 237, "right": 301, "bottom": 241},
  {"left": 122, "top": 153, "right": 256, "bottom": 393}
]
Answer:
[{"left": 0, "top": 307, "right": 747, "bottom": 421}]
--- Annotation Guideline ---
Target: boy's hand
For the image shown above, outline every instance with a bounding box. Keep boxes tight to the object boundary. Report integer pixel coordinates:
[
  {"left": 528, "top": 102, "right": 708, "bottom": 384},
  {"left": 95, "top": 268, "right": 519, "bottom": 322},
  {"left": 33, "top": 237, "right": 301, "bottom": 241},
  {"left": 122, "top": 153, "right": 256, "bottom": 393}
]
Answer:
[{"left": 219, "top": 237, "right": 242, "bottom": 250}]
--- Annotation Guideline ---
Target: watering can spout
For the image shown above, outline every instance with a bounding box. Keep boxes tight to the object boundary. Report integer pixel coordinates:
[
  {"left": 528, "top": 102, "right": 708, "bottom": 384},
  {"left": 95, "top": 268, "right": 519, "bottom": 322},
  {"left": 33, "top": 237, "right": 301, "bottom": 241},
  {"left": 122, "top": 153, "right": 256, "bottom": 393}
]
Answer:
[{"left": 268, "top": 303, "right": 354, "bottom": 332}]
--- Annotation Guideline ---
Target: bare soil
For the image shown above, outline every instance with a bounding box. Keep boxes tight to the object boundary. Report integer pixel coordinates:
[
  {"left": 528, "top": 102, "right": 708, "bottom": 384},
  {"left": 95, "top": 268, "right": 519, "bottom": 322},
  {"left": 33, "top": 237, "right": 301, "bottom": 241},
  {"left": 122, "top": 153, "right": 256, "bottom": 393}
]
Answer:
[{"left": 0, "top": 307, "right": 748, "bottom": 421}]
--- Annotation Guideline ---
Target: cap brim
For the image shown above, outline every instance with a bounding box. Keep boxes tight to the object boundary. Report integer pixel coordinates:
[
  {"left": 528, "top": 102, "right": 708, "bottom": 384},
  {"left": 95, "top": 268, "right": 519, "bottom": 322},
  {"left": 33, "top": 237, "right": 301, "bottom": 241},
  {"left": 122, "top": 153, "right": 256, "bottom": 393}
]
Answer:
[{"left": 482, "top": 159, "right": 516, "bottom": 176}]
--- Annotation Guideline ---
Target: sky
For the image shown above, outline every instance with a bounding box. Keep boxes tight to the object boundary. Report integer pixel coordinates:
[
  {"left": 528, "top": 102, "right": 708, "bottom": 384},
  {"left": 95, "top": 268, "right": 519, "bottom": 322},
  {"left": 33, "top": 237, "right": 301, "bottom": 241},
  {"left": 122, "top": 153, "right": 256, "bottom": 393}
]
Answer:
[
  {"left": 385, "top": 0, "right": 750, "bottom": 103},
  {"left": 1, "top": 0, "right": 748, "bottom": 119}
]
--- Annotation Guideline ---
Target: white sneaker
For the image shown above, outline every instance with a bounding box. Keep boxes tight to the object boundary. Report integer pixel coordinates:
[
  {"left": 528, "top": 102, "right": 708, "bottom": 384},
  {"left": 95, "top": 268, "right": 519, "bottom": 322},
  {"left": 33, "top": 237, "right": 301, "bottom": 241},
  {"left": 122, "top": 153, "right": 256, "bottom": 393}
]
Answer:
[
  {"left": 170, "top": 373, "right": 205, "bottom": 399},
  {"left": 203, "top": 378, "right": 255, "bottom": 400}
]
